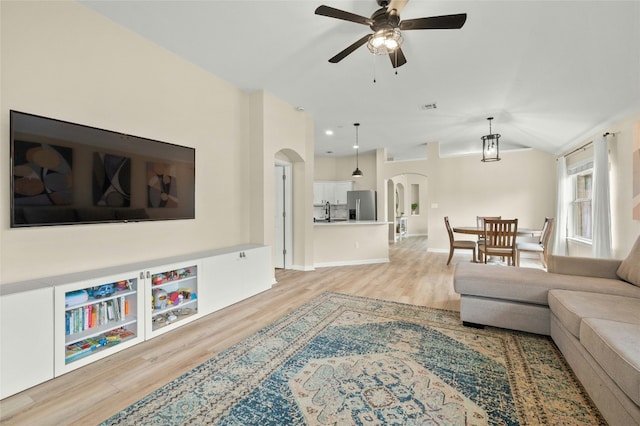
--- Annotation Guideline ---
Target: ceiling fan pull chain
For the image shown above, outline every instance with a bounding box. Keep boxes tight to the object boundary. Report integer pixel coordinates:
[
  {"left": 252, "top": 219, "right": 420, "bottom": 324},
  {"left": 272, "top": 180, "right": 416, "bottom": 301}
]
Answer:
[
  {"left": 395, "top": 50, "right": 398, "bottom": 75},
  {"left": 373, "top": 54, "right": 377, "bottom": 83}
]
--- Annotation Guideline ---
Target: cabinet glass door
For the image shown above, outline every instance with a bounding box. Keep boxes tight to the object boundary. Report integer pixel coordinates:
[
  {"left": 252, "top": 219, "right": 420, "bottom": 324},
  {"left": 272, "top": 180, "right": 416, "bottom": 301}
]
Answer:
[
  {"left": 146, "top": 261, "right": 199, "bottom": 337},
  {"left": 55, "top": 271, "right": 143, "bottom": 375}
]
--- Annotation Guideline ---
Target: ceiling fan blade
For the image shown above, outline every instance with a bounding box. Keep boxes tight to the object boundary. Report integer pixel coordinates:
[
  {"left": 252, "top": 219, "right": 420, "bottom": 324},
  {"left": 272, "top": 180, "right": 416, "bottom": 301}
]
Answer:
[
  {"left": 387, "top": 0, "right": 409, "bottom": 16},
  {"left": 315, "top": 5, "right": 373, "bottom": 26},
  {"left": 400, "top": 13, "right": 467, "bottom": 30},
  {"left": 329, "top": 34, "right": 371, "bottom": 63},
  {"left": 389, "top": 48, "right": 407, "bottom": 68}
]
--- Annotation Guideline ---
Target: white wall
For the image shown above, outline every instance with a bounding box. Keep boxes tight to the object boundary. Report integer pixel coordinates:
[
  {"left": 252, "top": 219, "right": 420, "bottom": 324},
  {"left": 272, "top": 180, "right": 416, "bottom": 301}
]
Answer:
[{"left": 1, "top": 1, "right": 315, "bottom": 283}]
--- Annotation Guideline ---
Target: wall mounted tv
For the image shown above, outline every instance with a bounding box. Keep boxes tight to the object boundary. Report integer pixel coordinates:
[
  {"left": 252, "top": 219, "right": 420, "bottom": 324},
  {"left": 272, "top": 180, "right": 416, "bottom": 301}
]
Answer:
[{"left": 10, "top": 110, "right": 195, "bottom": 227}]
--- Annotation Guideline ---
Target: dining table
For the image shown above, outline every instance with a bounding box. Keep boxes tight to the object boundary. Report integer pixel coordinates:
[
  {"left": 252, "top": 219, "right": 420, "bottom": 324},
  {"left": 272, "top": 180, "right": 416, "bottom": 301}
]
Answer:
[{"left": 452, "top": 226, "right": 541, "bottom": 238}]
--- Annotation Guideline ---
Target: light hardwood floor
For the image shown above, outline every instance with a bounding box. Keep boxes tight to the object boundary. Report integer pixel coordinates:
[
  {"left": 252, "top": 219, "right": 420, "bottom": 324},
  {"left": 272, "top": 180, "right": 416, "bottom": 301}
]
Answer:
[{"left": 0, "top": 237, "right": 541, "bottom": 425}]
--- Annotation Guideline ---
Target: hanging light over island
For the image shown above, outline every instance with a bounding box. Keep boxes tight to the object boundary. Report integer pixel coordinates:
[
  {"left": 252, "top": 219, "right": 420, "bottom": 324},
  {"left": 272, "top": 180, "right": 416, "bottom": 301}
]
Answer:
[{"left": 352, "top": 123, "right": 363, "bottom": 177}]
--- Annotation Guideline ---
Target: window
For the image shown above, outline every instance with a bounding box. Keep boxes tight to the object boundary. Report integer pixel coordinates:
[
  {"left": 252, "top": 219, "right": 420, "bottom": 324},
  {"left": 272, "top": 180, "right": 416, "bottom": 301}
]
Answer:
[{"left": 570, "top": 167, "right": 593, "bottom": 241}]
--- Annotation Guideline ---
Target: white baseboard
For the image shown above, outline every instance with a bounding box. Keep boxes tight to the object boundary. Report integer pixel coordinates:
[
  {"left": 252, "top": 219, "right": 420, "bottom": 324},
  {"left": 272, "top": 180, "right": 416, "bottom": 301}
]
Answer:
[
  {"left": 313, "top": 258, "right": 390, "bottom": 268},
  {"left": 288, "top": 264, "right": 315, "bottom": 272}
]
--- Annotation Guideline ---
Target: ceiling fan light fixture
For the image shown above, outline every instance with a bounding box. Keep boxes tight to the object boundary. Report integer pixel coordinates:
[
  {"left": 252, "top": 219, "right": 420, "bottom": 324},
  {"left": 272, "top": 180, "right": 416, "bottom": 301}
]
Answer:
[{"left": 367, "top": 28, "right": 403, "bottom": 55}]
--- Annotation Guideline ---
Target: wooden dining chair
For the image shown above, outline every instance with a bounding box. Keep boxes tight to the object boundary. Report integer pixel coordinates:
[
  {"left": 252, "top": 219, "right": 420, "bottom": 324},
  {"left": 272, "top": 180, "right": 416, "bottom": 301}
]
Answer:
[
  {"left": 516, "top": 217, "right": 555, "bottom": 268},
  {"left": 476, "top": 216, "right": 501, "bottom": 262},
  {"left": 444, "top": 216, "right": 477, "bottom": 265},
  {"left": 479, "top": 218, "right": 518, "bottom": 266}
]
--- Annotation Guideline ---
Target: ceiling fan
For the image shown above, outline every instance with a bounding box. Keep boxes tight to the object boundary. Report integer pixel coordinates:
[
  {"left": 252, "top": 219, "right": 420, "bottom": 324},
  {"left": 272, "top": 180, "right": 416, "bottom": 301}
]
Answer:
[{"left": 315, "top": 0, "right": 467, "bottom": 68}]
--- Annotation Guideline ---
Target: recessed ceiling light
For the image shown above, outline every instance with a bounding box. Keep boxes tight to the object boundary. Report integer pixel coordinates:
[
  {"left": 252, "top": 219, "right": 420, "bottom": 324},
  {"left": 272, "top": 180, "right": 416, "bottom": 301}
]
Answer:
[
  {"left": 325, "top": 130, "right": 334, "bottom": 136},
  {"left": 295, "top": 106, "right": 305, "bottom": 112}
]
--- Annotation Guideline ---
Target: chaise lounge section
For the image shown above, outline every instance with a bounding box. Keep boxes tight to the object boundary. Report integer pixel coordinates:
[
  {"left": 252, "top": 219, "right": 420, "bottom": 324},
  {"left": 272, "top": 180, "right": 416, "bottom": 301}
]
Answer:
[{"left": 453, "top": 236, "right": 640, "bottom": 426}]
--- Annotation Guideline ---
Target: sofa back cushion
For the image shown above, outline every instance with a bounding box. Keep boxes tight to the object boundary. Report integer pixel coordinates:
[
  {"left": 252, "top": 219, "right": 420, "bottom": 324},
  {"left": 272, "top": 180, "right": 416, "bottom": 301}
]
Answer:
[{"left": 617, "top": 235, "right": 640, "bottom": 286}]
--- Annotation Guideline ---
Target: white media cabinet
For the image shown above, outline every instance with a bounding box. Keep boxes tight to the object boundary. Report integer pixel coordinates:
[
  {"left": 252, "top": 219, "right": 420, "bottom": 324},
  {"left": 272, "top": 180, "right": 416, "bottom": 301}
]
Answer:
[{"left": 0, "top": 244, "right": 271, "bottom": 399}]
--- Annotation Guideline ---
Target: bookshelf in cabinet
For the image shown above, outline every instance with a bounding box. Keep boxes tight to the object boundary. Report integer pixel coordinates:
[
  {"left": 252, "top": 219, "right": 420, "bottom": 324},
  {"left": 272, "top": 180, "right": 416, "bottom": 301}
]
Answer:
[
  {"left": 54, "top": 271, "right": 144, "bottom": 375},
  {"left": 145, "top": 261, "right": 200, "bottom": 338}
]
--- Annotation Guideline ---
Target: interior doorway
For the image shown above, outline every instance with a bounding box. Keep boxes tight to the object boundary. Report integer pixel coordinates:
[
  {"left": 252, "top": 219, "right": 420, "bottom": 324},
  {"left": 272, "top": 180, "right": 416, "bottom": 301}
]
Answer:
[{"left": 274, "top": 161, "right": 293, "bottom": 269}]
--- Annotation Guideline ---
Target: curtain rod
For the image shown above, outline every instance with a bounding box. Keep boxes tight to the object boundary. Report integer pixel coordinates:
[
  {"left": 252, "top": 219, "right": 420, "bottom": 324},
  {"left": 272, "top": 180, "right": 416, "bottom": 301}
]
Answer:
[
  {"left": 562, "top": 132, "right": 616, "bottom": 158},
  {"left": 563, "top": 141, "right": 592, "bottom": 158}
]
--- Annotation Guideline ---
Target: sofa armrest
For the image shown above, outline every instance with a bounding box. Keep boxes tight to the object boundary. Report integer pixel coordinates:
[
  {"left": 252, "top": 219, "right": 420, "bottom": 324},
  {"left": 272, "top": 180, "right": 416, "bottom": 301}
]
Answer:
[{"left": 547, "top": 255, "right": 622, "bottom": 279}]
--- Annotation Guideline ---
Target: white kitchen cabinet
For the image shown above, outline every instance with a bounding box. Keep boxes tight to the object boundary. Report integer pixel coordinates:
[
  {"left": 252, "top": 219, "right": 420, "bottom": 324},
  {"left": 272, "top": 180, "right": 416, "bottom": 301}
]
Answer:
[
  {"left": 313, "top": 182, "right": 326, "bottom": 205},
  {"left": 1, "top": 286, "right": 54, "bottom": 399},
  {"left": 314, "top": 181, "right": 353, "bottom": 205},
  {"left": 334, "top": 181, "right": 353, "bottom": 205},
  {"left": 313, "top": 182, "right": 334, "bottom": 205}
]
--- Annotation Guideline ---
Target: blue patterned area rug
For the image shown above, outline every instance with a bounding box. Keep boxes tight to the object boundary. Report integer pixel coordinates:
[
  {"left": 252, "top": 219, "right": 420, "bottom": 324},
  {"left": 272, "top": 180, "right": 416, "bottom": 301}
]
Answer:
[{"left": 101, "top": 292, "right": 603, "bottom": 425}]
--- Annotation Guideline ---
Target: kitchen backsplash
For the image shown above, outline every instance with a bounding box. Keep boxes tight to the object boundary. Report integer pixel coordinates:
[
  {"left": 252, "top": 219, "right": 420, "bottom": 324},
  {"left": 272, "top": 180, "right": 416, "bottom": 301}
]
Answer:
[{"left": 314, "top": 204, "right": 348, "bottom": 221}]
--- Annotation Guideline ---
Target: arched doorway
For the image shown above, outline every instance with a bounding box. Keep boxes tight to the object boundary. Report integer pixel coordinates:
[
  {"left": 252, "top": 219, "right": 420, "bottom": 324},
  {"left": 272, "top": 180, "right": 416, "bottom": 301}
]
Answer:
[{"left": 386, "top": 173, "right": 429, "bottom": 242}]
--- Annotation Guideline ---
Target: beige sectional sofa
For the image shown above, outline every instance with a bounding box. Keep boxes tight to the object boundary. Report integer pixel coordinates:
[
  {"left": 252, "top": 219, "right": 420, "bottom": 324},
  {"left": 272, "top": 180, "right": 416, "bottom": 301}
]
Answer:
[{"left": 453, "top": 236, "right": 640, "bottom": 426}]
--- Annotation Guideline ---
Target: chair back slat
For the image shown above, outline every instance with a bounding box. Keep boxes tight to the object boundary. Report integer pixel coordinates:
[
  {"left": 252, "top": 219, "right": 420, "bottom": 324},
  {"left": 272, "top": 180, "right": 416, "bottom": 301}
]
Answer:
[
  {"left": 477, "top": 216, "right": 501, "bottom": 231},
  {"left": 444, "top": 216, "right": 454, "bottom": 243},
  {"left": 539, "top": 217, "right": 554, "bottom": 245},
  {"left": 483, "top": 218, "right": 518, "bottom": 249}
]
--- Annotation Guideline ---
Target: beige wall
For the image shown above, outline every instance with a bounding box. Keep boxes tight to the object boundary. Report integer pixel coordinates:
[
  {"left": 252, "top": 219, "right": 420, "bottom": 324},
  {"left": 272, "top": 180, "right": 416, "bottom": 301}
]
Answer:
[
  {"left": 425, "top": 146, "right": 558, "bottom": 251},
  {"left": 313, "top": 224, "right": 389, "bottom": 266},
  {"left": 249, "top": 91, "right": 314, "bottom": 271},
  {"left": 314, "top": 152, "right": 377, "bottom": 190},
  {"left": 1, "top": 1, "right": 314, "bottom": 283},
  {"left": 319, "top": 146, "right": 557, "bottom": 250},
  {"left": 373, "top": 146, "right": 557, "bottom": 251}
]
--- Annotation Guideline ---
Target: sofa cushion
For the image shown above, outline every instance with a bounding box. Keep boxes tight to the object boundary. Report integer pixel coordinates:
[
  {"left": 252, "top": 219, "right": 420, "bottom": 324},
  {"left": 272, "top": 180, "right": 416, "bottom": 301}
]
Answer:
[
  {"left": 548, "top": 290, "right": 640, "bottom": 338},
  {"left": 454, "top": 263, "right": 640, "bottom": 306},
  {"left": 580, "top": 318, "right": 640, "bottom": 406},
  {"left": 617, "top": 235, "right": 640, "bottom": 287}
]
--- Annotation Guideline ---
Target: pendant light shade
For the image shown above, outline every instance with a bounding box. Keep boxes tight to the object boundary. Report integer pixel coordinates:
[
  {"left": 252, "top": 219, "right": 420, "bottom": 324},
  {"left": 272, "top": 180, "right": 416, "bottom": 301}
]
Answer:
[
  {"left": 352, "top": 123, "right": 363, "bottom": 177},
  {"left": 481, "top": 117, "right": 501, "bottom": 162}
]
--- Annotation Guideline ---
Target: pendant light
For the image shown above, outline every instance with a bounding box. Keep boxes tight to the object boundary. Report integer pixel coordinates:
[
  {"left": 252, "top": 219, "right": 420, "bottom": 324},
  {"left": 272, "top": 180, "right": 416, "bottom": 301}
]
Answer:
[
  {"left": 352, "top": 123, "right": 363, "bottom": 177},
  {"left": 481, "top": 117, "right": 501, "bottom": 162}
]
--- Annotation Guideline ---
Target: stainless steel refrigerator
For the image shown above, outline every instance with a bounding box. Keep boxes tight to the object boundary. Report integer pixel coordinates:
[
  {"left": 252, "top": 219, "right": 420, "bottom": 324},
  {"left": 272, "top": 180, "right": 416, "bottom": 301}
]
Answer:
[{"left": 347, "top": 190, "right": 377, "bottom": 221}]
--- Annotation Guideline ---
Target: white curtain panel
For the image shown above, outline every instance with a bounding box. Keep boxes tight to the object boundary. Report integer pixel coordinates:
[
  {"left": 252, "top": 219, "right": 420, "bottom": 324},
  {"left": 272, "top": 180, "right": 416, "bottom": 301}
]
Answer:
[
  {"left": 553, "top": 156, "right": 569, "bottom": 255},
  {"left": 592, "top": 136, "right": 612, "bottom": 258}
]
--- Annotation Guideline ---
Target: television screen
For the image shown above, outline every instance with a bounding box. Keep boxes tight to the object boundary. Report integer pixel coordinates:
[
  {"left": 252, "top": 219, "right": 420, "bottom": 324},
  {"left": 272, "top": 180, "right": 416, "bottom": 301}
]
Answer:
[{"left": 10, "top": 110, "right": 195, "bottom": 227}]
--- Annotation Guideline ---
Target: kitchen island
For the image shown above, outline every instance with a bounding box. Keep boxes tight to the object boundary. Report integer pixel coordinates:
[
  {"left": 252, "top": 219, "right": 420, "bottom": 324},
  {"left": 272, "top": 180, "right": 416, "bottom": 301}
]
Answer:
[{"left": 313, "top": 220, "right": 390, "bottom": 267}]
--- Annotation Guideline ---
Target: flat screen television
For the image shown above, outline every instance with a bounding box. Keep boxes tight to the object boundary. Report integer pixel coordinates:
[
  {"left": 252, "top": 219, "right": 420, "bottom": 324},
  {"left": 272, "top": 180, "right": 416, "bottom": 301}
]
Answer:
[{"left": 10, "top": 110, "right": 195, "bottom": 227}]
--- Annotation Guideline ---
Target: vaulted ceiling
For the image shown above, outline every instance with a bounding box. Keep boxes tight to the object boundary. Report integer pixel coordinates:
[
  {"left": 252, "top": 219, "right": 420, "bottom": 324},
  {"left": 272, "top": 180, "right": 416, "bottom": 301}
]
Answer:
[{"left": 82, "top": 0, "right": 640, "bottom": 160}]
